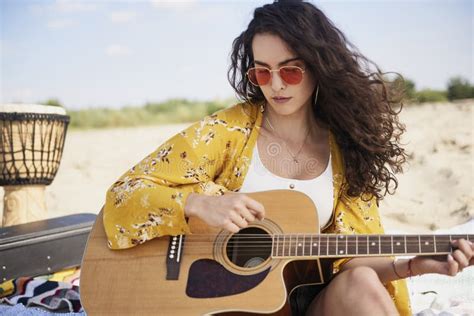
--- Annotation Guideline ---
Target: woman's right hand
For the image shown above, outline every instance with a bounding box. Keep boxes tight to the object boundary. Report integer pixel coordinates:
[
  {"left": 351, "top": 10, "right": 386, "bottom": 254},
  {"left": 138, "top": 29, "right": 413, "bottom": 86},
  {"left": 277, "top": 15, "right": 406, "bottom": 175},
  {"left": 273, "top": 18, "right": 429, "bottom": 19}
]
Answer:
[{"left": 184, "top": 192, "right": 266, "bottom": 233}]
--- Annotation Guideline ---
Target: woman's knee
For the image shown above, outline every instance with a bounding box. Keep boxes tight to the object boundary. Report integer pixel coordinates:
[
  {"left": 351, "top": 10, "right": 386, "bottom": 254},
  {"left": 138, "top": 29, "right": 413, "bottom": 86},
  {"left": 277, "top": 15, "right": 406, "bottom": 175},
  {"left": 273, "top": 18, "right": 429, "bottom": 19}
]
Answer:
[
  {"left": 305, "top": 267, "right": 397, "bottom": 316},
  {"left": 339, "top": 266, "right": 392, "bottom": 301},
  {"left": 344, "top": 266, "right": 380, "bottom": 286}
]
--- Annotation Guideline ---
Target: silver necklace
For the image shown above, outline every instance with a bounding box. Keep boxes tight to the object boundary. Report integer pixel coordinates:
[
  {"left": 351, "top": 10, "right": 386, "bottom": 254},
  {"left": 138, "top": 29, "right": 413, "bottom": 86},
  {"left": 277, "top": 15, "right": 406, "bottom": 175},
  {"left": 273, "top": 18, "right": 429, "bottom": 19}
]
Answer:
[{"left": 264, "top": 116, "right": 310, "bottom": 164}]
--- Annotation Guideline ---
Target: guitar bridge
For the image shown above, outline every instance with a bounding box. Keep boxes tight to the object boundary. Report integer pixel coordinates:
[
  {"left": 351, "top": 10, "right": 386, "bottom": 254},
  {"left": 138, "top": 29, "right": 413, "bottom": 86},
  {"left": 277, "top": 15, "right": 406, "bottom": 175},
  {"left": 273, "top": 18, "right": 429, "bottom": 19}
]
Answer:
[{"left": 166, "top": 234, "right": 185, "bottom": 280}]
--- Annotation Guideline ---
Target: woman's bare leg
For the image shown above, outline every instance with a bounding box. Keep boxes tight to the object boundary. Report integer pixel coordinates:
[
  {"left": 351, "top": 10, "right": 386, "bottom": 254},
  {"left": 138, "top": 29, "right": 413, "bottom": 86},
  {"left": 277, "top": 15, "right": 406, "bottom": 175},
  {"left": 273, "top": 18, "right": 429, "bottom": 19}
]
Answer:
[{"left": 305, "top": 266, "right": 399, "bottom": 316}]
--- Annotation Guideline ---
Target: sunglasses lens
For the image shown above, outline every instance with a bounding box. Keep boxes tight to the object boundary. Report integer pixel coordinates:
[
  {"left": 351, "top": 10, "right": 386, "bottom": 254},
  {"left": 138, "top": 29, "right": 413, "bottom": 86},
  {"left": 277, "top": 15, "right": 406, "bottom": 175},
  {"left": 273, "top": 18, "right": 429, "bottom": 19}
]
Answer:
[
  {"left": 247, "top": 66, "right": 304, "bottom": 86},
  {"left": 248, "top": 68, "right": 271, "bottom": 86},
  {"left": 280, "top": 66, "right": 303, "bottom": 84}
]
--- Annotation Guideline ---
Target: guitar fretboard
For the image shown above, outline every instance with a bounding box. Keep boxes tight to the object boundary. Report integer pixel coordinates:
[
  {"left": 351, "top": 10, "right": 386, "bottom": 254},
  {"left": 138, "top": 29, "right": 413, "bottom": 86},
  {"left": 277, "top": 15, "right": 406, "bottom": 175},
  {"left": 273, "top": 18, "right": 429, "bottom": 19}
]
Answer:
[{"left": 271, "top": 234, "right": 472, "bottom": 258}]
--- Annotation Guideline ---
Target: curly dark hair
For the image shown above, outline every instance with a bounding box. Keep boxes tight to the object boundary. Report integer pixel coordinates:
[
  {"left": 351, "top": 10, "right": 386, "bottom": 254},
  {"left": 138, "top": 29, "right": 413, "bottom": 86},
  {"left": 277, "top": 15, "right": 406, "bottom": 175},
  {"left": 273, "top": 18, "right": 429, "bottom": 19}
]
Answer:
[{"left": 227, "top": 0, "right": 408, "bottom": 202}]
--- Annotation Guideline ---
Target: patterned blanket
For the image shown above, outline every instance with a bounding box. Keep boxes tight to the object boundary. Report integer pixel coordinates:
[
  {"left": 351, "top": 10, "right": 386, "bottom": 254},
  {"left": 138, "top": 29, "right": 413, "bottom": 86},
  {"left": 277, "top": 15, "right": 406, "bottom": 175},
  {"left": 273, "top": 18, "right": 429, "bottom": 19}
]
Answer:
[{"left": 0, "top": 267, "right": 84, "bottom": 314}]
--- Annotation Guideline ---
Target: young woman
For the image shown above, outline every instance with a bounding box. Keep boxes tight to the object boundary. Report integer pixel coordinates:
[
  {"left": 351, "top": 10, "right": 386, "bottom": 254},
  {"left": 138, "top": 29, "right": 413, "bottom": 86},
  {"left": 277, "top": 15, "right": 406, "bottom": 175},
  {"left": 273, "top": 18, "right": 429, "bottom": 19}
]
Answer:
[{"left": 103, "top": 1, "right": 473, "bottom": 315}]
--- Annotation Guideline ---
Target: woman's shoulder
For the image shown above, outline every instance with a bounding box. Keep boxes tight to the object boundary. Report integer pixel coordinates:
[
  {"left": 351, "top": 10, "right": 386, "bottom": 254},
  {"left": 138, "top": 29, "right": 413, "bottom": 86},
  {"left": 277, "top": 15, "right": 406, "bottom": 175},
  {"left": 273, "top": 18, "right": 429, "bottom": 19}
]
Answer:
[
  {"left": 175, "top": 101, "right": 261, "bottom": 146},
  {"left": 210, "top": 100, "right": 261, "bottom": 126}
]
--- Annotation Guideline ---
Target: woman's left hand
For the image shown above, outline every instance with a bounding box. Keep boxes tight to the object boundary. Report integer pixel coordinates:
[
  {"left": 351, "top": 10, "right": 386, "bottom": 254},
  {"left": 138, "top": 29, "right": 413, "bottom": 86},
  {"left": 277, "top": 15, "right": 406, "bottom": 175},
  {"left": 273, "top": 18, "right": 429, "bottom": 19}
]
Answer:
[{"left": 411, "top": 238, "right": 474, "bottom": 276}]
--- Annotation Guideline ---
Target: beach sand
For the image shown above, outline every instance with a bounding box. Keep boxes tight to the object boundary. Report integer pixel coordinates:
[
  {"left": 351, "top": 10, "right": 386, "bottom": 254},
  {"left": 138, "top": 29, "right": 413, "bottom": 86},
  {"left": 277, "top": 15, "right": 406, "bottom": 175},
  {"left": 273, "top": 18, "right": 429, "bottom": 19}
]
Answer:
[{"left": 1, "top": 100, "right": 473, "bottom": 314}]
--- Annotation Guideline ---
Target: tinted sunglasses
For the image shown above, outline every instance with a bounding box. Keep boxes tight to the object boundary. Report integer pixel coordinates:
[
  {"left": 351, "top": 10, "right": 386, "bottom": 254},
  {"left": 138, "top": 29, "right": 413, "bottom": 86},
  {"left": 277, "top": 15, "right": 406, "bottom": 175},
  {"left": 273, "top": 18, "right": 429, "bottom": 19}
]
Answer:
[{"left": 246, "top": 65, "right": 306, "bottom": 86}]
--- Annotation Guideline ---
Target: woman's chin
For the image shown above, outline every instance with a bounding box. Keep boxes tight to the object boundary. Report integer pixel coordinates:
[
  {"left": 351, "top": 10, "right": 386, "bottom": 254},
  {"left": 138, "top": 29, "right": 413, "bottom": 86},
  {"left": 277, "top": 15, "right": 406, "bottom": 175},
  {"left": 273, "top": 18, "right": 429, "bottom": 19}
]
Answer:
[{"left": 268, "top": 103, "right": 307, "bottom": 116}]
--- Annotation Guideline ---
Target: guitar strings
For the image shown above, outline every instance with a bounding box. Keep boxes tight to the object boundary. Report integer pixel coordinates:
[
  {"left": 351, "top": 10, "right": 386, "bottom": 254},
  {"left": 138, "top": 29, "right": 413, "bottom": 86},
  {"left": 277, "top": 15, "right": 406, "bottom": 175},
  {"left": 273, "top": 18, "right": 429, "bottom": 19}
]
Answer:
[
  {"left": 161, "top": 234, "right": 466, "bottom": 238},
  {"left": 165, "top": 240, "right": 455, "bottom": 251}
]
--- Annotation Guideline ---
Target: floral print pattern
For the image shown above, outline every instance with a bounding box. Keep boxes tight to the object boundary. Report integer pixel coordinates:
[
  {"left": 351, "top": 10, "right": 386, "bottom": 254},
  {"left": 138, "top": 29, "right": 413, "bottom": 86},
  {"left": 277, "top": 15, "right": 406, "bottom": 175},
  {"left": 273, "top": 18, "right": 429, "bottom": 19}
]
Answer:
[{"left": 103, "top": 101, "right": 411, "bottom": 315}]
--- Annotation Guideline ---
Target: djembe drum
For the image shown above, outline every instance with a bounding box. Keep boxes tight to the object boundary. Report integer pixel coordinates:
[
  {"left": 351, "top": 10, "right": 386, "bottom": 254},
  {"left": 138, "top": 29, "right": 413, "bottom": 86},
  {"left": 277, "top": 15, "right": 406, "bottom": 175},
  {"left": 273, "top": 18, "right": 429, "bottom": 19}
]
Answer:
[{"left": 0, "top": 104, "right": 70, "bottom": 226}]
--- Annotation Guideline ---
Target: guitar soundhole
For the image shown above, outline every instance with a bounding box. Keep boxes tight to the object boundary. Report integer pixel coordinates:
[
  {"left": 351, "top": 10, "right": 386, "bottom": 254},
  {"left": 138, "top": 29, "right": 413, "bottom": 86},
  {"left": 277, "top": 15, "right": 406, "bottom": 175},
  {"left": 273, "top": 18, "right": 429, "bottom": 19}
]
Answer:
[{"left": 226, "top": 227, "right": 272, "bottom": 268}]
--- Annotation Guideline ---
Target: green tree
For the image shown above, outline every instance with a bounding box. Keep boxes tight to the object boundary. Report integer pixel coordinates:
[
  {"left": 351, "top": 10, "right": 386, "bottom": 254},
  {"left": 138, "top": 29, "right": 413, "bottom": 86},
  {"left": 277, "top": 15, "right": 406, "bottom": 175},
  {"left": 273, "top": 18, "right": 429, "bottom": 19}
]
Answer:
[
  {"left": 42, "top": 98, "right": 63, "bottom": 107},
  {"left": 447, "top": 76, "right": 473, "bottom": 100},
  {"left": 388, "top": 76, "right": 416, "bottom": 103},
  {"left": 415, "top": 89, "right": 448, "bottom": 103}
]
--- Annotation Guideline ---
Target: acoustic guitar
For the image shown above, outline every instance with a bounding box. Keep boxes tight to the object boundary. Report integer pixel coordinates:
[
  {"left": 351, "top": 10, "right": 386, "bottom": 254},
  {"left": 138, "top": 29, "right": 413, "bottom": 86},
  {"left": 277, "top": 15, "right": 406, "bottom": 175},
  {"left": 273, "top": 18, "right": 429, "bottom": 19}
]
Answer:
[{"left": 80, "top": 190, "right": 471, "bottom": 315}]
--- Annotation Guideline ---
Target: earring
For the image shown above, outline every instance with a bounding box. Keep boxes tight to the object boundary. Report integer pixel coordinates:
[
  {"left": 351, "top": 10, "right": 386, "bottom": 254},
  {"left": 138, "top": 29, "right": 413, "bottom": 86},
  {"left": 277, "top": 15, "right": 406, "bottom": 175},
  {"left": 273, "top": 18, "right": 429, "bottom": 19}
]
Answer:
[{"left": 313, "top": 84, "right": 320, "bottom": 106}]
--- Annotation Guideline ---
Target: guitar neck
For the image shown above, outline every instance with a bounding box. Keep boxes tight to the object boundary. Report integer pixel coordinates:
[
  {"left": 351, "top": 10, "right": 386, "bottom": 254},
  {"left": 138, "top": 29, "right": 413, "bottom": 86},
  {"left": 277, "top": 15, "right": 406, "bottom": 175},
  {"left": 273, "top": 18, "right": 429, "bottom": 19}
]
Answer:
[{"left": 271, "top": 233, "right": 473, "bottom": 258}]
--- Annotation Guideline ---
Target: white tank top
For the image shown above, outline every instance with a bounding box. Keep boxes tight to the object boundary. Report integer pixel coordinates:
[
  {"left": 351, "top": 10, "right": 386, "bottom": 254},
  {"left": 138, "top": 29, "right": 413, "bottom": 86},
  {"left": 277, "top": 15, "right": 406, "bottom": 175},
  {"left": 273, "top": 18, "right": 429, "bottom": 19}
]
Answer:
[{"left": 239, "top": 142, "right": 334, "bottom": 229}]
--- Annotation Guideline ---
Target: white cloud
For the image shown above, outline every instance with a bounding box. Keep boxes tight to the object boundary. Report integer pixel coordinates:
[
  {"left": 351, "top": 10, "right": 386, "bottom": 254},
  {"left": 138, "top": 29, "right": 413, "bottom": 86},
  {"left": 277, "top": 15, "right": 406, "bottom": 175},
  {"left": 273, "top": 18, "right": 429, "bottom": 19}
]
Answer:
[
  {"left": 28, "top": 3, "right": 49, "bottom": 15},
  {"left": 47, "top": 19, "right": 76, "bottom": 29},
  {"left": 29, "top": 0, "right": 98, "bottom": 15},
  {"left": 106, "top": 45, "right": 132, "bottom": 57},
  {"left": 150, "top": 0, "right": 197, "bottom": 10},
  {"left": 55, "top": 0, "right": 98, "bottom": 13},
  {"left": 109, "top": 11, "right": 137, "bottom": 23}
]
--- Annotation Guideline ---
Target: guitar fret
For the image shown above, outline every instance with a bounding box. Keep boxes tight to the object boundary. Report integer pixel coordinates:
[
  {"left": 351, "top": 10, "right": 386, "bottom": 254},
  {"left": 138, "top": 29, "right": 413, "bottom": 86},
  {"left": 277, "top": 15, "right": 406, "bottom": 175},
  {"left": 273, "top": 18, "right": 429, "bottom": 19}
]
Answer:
[
  {"left": 287, "top": 235, "right": 293, "bottom": 257},
  {"left": 356, "top": 235, "right": 359, "bottom": 255},
  {"left": 296, "top": 234, "right": 300, "bottom": 256},
  {"left": 309, "top": 235, "right": 312, "bottom": 257},
  {"left": 434, "top": 235, "right": 437, "bottom": 253},
  {"left": 291, "top": 234, "right": 294, "bottom": 257},
  {"left": 369, "top": 235, "right": 379, "bottom": 254},
  {"left": 436, "top": 235, "right": 452, "bottom": 253},
  {"left": 287, "top": 234, "right": 290, "bottom": 257},
  {"left": 357, "top": 235, "right": 359, "bottom": 255},
  {"left": 279, "top": 234, "right": 284, "bottom": 257},
  {"left": 358, "top": 235, "right": 368, "bottom": 255},
  {"left": 300, "top": 234, "right": 303, "bottom": 256},
  {"left": 302, "top": 234, "right": 305, "bottom": 256},
  {"left": 380, "top": 235, "right": 392, "bottom": 254},
  {"left": 327, "top": 235, "right": 331, "bottom": 255},
  {"left": 297, "top": 234, "right": 301, "bottom": 256},
  {"left": 318, "top": 235, "right": 321, "bottom": 256},
  {"left": 280, "top": 234, "right": 284, "bottom": 257},
  {"left": 406, "top": 235, "right": 419, "bottom": 254},
  {"left": 338, "top": 235, "right": 346, "bottom": 255},
  {"left": 378, "top": 235, "right": 381, "bottom": 254},
  {"left": 393, "top": 235, "right": 406, "bottom": 255},
  {"left": 311, "top": 235, "right": 318, "bottom": 257},
  {"left": 420, "top": 235, "right": 435, "bottom": 253},
  {"left": 328, "top": 235, "right": 336, "bottom": 256},
  {"left": 346, "top": 235, "right": 348, "bottom": 255},
  {"left": 278, "top": 234, "right": 282, "bottom": 257},
  {"left": 418, "top": 235, "right": 421, "bottom": 253},
  {"left": 304, "top": 234, "right": 311, "bottom": 257},
  {"left": 391, "top": 235, "right": 393, "bottom": 254},
  {"left": 291, "top": 234, "right": 296, "bottom": 257},
  {"left": 295, "top": 235, "right": 300, "bottom": 256},
  {"left": 347, "top": 235, "right": 357, "bottom": 255},
  {"left": 320, "top": 235, "right": 328, "bottom": 257},
  {"left": 302, "top": 234, "right": 305, "bottom": 255}
]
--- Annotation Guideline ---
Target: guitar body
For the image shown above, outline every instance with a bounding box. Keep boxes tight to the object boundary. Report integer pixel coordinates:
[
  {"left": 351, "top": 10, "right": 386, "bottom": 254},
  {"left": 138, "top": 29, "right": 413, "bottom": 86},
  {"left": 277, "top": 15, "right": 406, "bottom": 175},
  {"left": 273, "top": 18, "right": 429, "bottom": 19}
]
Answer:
[{"left": 81, "top": 190, "right": 332, "bottom": 315}]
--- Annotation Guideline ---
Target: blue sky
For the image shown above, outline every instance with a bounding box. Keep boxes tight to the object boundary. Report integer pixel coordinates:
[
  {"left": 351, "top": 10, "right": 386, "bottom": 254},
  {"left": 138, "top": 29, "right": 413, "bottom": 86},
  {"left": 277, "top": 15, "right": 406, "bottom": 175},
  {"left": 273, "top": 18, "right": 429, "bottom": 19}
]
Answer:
[{"left": 1, "top": 0, "right": 472, "bottom": 110}]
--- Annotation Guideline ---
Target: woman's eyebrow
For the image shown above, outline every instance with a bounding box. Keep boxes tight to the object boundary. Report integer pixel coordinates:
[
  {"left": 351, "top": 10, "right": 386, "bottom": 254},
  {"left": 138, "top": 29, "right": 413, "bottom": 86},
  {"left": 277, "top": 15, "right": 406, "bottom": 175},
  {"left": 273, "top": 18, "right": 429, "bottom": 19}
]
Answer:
[{"left": 254, "top": 57, "right": 302, "bottom": 67}]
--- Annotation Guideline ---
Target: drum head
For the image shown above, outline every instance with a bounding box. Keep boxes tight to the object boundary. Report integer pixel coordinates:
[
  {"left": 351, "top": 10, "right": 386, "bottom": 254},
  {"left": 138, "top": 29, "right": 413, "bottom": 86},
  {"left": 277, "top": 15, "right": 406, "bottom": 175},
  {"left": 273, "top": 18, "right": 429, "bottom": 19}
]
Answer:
[
  {"left": 0, "top": 103, "right": 70, "bottom": 186},
  {"left": 0, "top": 103, "right": 67, "bottom": 115}
]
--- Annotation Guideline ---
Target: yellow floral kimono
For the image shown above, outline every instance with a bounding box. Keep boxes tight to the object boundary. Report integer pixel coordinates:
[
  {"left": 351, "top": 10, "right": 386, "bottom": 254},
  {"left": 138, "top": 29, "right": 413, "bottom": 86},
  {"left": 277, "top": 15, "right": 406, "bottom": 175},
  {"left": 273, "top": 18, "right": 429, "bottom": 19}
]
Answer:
[{"left": 103, "top": 101, "right": 411, "bottom": 315}]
